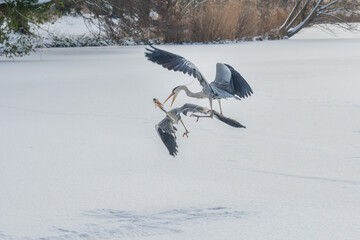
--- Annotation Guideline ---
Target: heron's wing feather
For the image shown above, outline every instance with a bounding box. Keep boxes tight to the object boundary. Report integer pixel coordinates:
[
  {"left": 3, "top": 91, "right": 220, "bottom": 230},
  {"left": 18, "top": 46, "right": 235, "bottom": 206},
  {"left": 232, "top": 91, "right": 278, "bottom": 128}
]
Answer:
[
  {"left": 156, "top": 118, "right": 178, "bottom": 157},
  {"left": 210, "top": 63, "right": 253, "bottom": 99},
  {"left": 209, "top": 85, "right": 238, "bottom": 99},
  {"left": 212, "top": 63, "right": 232, "bottom": 88},
  {"left": 178, "top": 103, "right": 209, "bottom": 116},
  {"left": 176, "top": 103, "right": 245, "bottom": 128},
  {"left": 145, "top": 46, "right": 208, "bottom": 88},
  {"left": 213, "top": 111, "right": 246, "bottom": 128},
  {"left": 224, "top": 63, "right": 253, "bottom": 98}
]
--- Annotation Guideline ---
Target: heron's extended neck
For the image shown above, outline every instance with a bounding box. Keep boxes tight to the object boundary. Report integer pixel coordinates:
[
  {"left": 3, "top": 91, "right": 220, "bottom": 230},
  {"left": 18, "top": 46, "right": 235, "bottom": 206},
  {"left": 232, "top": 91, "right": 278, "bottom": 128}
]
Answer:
[
  {"left": 178, "top": 85, "right": 206, "bottom": 99},
  {"left": 158, "top": 106, "right": 177, "bottom": 122},
  {"left": 158, "top": 106, "right": 168, "bottom": 114}
]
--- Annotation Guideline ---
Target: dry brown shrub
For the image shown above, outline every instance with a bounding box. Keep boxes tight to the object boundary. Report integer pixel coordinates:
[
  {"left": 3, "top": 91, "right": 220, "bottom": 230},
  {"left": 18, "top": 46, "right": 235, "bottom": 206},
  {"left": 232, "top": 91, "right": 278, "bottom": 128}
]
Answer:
[
  {"left": 78, "top": 0, "right": 359, "bottom": 43},
  {"left": 188, "top": 0, "right": 255, "bottom": 42},
  {"left": 184, "top": 0, "right": 290, "bottom": 42}
]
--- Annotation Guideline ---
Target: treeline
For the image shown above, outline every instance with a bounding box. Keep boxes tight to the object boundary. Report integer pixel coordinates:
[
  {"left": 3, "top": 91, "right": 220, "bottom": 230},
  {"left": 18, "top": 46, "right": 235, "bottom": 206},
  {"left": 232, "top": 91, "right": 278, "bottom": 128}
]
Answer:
[
  {"left": 1, "top": 0, "right": 359, "bottom": 57},
  {"left": 72, "top": 0, "right": 360, "bottom": 43}
]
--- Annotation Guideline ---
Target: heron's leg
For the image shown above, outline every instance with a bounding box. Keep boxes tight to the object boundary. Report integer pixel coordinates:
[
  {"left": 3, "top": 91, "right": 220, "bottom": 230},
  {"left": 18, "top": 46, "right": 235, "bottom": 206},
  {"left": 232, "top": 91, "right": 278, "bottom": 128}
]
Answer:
[
  {"left": 180, "top": 118, "right": 190, "bottom": 138},
  {"left": 190, "top": 109, "right": 214, "bottom": 122},
  {"left": 189, "top": 114, "right": 210, "bottom": 122},
  {"left": 189, "top": 98, "right": 214, "bottom": 122},
  {"left": 209, "top": 98, "right": 214, "bottom": 118},
  {"left": 217, "top": 99, "right": 223, "bottom": 115}
]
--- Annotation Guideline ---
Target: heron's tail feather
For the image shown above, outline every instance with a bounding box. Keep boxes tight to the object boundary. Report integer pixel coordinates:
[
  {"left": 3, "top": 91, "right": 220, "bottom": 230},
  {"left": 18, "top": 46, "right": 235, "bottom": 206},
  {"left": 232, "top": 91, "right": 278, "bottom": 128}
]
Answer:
[{"left": 213, "top": 111, "right": 246, "bottom": 128}]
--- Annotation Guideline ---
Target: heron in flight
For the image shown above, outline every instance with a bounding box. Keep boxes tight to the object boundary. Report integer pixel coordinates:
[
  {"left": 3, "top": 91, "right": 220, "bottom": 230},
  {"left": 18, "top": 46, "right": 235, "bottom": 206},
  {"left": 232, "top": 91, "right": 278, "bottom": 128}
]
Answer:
[
  {"left": 153, "top": 98, "right": 245, "bottom": 156},
  {"left": 146, "top": 46, "right": 253, "bottom": 116}
]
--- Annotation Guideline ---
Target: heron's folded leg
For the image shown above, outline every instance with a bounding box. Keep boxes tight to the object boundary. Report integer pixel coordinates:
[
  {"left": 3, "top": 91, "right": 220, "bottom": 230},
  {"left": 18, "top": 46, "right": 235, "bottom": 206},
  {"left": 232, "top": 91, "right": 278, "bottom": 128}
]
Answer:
[
  {"left": 180, "top": 118, "right": 190, "bottom": 138},
  {"left": 190, "top": 110, "right": 214, "bottom": 122}
]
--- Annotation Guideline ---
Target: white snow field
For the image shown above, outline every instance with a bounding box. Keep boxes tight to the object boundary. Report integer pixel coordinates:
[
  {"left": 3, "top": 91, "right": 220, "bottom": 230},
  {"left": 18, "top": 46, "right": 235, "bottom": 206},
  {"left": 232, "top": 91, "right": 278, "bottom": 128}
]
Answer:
[{"left": 1, "top": 29, "right": 360, "bottom": 240}]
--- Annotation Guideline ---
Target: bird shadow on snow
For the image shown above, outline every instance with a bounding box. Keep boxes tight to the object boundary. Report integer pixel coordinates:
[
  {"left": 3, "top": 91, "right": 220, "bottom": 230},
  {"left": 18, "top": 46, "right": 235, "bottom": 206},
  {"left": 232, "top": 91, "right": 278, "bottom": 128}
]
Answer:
[
  {"left": 54, "top": 207, "right": 250, "bottom": 239},
  {"left": 1, "top": 207, "right": 252, "bottom": 240}
]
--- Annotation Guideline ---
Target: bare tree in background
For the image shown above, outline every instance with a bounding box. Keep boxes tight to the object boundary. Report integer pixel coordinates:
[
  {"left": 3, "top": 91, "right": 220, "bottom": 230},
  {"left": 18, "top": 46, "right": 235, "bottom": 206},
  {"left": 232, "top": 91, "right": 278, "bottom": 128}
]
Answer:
[
  {"left": 73, "top": 0, "right": 359, "bottom": 43},
  {"left": 74, "top": 0, "right": 209, "bottom": 43},
  {"left": 146, "top": 0, "right": 210, "bottom": 42},
  {"left": 278, "top": 0, "right": 359, "bottom": 38},
  {"left": 72, "top": 0, "right": 155, "bottom": 42}
]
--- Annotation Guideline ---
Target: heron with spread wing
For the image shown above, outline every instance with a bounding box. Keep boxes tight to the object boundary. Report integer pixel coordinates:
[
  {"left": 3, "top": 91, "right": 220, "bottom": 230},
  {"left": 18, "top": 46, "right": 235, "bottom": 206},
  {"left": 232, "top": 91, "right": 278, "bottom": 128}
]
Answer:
[
  {"left": 153, "top": 98, "right": 245, "bottom": 156},
  {"left": 146, "top": 46, "right": 253, "bottom": 116}
]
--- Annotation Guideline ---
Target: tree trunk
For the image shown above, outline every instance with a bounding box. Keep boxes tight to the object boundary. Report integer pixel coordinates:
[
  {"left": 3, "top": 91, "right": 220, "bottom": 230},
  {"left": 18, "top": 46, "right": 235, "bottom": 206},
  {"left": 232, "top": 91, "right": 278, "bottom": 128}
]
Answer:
[{"left": 276, "top": 0, "right": 358, "bottom": 39}]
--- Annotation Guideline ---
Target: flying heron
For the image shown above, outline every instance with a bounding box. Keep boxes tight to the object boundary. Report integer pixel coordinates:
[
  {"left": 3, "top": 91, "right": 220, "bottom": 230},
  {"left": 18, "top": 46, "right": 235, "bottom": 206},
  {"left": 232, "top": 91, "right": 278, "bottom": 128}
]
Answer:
[
  {"left": 153, "top": 98, "right": 245, "bottom": 156},
  {"left": 146, "top": 46, "right": 253, "bottom": 116}
]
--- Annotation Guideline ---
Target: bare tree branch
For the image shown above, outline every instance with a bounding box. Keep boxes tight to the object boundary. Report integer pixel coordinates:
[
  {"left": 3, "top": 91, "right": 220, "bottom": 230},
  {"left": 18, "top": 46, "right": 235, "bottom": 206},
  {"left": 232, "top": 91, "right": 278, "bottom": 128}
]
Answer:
[
  {"left": 277, "top": 0, "right": 358, "bottom": 38},
  {"left": 287, "top": 0, "right": 323, "bottom": 37},
  {"left": 319, "top": 0, "right": 339, "bottom": 10},
  {"left": 285, "top": 0, "right": 311, "bottom": 31},
  {"left": 279, "top": 0, "right": 301, "bottom": 31}
]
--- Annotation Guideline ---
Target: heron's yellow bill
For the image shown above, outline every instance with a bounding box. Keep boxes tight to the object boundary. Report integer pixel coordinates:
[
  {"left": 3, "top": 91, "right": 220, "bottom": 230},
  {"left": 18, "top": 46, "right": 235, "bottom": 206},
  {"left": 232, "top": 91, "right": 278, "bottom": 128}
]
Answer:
[
  {"left": 155, "top": 101, "right": 164, "bottom": 108},
  {"left": 164, "top": 92, "right": 176, "bottom": 108}
]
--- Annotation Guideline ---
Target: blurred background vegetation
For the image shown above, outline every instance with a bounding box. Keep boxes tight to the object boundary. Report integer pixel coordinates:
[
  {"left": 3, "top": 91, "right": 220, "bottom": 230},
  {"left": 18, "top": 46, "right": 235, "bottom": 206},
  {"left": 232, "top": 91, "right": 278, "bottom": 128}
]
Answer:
[{"left": 1, "top": 0, "right": 359, "bottom": 57}]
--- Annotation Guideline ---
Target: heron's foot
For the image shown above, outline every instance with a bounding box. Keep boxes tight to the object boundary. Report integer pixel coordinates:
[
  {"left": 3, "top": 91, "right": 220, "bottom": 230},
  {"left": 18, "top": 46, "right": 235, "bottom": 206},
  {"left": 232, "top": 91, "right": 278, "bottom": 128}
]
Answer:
[
  {"left": 207, "top": 110, "right": 215, "bottom": 118},
  {"left": 190, "top": 114, "right": 201, "bottom": 122},
  {"left": 173, "top": 132, "right": 177, "bottom": 140},
  {"left": 183, "top": 130, "right": 190, "bottom": 138}
]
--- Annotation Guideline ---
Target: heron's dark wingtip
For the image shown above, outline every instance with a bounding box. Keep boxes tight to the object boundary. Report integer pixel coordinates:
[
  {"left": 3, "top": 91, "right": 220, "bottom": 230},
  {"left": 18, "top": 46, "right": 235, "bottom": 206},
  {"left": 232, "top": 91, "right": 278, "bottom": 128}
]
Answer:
[
  {"left": 156, "top": 125, "right": 179, "bottom": 157},
  {"left": 213, "top": 111, "right": 246, "bottom": 128},
  {"left": 170, "top": 151, "right": 178, "bottom": 157}
]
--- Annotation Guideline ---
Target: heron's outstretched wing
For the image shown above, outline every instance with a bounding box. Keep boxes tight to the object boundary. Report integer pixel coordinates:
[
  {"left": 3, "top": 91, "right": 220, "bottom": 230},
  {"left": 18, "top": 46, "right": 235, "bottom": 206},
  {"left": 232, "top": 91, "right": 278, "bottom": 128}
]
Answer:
[
  {"left": 210, "top": 63, "right": 253, "bottom": 99},
  {"left": 145, "top": 46, "right": 208, "bottom": 88},
  {"left": 176, "top": 103, "right": 245, "bottom": 128},
  {"left": 213, "top": 111, "right": 246, "bottom": 128},
  {"left": 177, "top": 103, "right": 209, "bottom": 116},
  {"left": 156, "top": 118, "right": 178, "bottom": 157}
]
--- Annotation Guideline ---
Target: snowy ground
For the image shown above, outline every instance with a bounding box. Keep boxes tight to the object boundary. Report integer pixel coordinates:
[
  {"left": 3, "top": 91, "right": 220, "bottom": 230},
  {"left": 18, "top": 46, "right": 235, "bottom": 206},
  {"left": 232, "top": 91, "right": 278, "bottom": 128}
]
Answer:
[
  {"left": 1, "top": 28, "right": 360, "bottom": 240},
  {"left": 34, "top": 16, "right": 99, "bottom": 39}
]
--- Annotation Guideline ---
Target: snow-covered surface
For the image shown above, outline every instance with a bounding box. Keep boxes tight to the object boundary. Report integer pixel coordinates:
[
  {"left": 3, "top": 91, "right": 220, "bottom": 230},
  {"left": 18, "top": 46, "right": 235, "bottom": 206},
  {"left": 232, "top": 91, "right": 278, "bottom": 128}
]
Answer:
[
  {"left": 292, "top": 24, "right": 360, "bottom": 39},
  {"left": 34, "top": 16, "right": 98, "bottom": 38},
  {"left": 1, "top": 28, "right": 360, "bottom": 240}
]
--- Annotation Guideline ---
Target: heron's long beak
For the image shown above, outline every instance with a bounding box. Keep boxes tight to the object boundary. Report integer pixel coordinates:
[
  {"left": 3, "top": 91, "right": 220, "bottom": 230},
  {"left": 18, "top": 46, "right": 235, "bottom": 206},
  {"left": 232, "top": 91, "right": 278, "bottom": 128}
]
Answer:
[
  {"left": 164, "top": 92, "right": 177, "bottom": 108},
  {"left": 154, "top": 100, "right": 164, "bottom": 108}
]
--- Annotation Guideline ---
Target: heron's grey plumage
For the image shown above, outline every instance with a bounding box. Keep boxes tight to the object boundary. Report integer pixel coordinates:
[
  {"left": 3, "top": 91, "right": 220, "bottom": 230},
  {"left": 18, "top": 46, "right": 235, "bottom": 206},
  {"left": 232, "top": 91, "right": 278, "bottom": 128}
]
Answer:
[
  {"left": 155, "top": 101, "right": 245, "bottom": 156},
  {"left": 145, "top": 46, "right": 208, "bottom": 89},
  {"left": 156, "top": 118, "right": 178, "bottom": 156},
  {"left": 212, "top": 111, "right": 246, "bottom": 128},
  {"left": 214, "top": 63, "right": 232, "bottom": 86},
  {"left": 224, "top": 63, "right": 253, "bottom": 98},
  {"left": 145, "top": 47, "right": 253, "bottom": 113},
  {"left": 210, "top": 63, "right": 253, "bottom": 99},
  {"left": 155, "top": 103, "right": 209, "bottom": 156},
  {"left": 173, "top": 103, "right": 208, "bottom": 117}
]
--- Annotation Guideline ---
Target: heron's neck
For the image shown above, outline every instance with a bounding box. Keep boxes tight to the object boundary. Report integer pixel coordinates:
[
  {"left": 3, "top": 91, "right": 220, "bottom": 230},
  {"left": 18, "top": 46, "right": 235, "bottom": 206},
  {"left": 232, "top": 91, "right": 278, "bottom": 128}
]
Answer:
[
  {"left": 158, "top": 106, "right": 168, "bottom": 114},
  {"left": 179, "top": 85, "right": 206, "bottom": 99}
]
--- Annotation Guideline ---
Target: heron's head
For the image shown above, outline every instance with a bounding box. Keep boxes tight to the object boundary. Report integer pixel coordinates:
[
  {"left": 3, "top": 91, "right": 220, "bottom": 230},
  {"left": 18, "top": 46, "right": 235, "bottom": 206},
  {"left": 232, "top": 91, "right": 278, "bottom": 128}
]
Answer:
[
  {"left": 163, "top": 86, "right": 182, "bottom": 108},
  {"left": 153, "top": 98, "right": 164, "bottom": 109}
]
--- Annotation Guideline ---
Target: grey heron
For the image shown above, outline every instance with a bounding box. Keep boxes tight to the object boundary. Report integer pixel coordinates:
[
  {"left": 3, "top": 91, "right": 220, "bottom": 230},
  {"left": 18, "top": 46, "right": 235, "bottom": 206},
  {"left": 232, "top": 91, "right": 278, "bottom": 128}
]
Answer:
[
  {"left": 153, "top": 98, "right": 245, "bottom": 156},
  {"left": 146, "top": 46, "right": 253, "bottom": 116}
]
